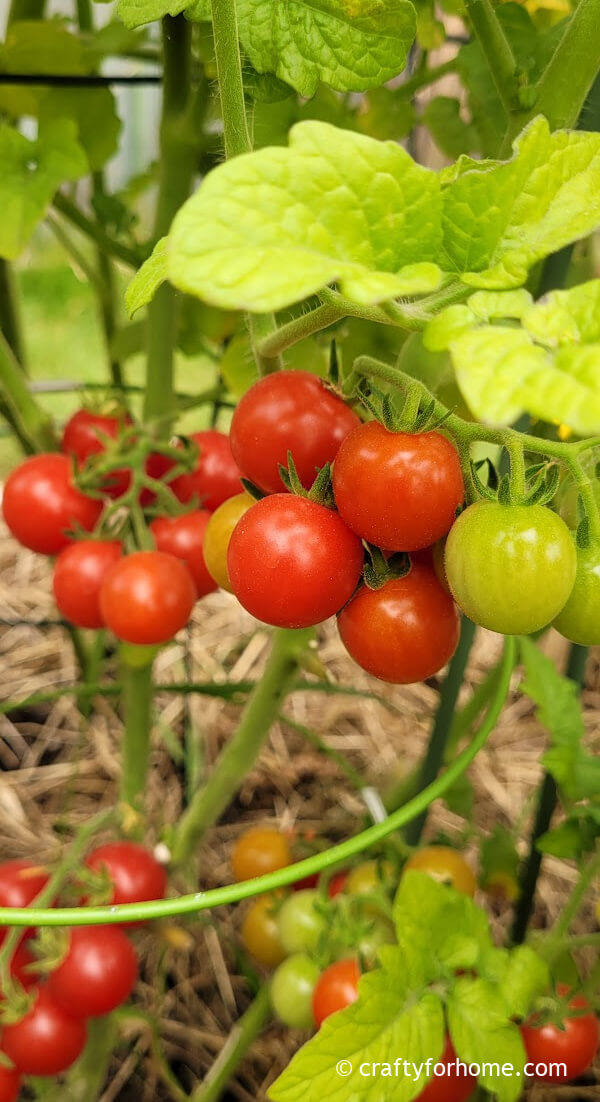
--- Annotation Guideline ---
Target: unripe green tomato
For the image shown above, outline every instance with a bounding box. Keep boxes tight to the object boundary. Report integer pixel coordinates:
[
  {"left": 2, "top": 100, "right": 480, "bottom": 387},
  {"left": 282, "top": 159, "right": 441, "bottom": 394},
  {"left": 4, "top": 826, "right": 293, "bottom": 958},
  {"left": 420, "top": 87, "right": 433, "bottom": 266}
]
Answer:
[
  {"left": 270, "top": 953, "right": 320, "bottom": 1029},
  {"left": 553, "top": 540, "right": 600, "bottom": 645},
  {"left": 277, "top": 890, "right": 327, "bottom": 955},
  {"left": 445, "top": 502, "right": 577, "bottom": 635}
]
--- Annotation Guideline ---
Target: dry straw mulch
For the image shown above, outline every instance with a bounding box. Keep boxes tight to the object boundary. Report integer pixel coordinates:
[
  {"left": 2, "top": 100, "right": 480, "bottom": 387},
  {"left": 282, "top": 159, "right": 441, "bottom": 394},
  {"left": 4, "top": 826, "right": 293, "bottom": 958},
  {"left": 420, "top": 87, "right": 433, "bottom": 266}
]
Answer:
[{"left": 1, "top": 520, "right": 599, "bottom": 1102}]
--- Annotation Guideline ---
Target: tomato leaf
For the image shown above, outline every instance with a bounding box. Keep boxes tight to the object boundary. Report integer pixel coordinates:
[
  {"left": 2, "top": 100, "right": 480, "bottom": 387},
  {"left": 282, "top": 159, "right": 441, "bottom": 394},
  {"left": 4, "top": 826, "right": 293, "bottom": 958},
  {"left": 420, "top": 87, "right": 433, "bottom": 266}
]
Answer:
[
  {"left": 235, "top": 0, "right": 416, "bottom": 98},
  {"left": 447, "top": 977, "right": 527, "bottom": 1102},
  {"left": 424, "top": 280, "right": 600, "bottom": 434},
  {"left": 126, "top": 237, "right": 168, "bottom": 317},
  {"left": 268, "top": 948, "right": 445, "bottom": 1102},
  {"left": 39, "top": 88, "right": 121, "bottom": 171},
  {"left": 393, "top": 872, "right": 492, "bottom": 976},
  {"left": 422, "top": 97, "right": 478, "bottom": 159},
  {"left": 117, "top": 0, "right": 189, "bottom": 29},
  {"left": 0, "top": 120, "right": 87, "bottom": 260}
]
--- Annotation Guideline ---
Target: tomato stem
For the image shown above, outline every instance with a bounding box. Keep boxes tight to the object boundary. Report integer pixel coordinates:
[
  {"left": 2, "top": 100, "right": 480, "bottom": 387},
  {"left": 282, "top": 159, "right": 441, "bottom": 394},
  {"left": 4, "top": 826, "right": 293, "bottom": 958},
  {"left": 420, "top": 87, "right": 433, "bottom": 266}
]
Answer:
[
  {"left": 120, "top": 648, "right": 156, "bottom": 826},
  {"left": 464, "top": 0, "right": 517, "bottom": 118},
  {"left": 0, "top": 329, "right": 57, "bottom": 452},
  {"left": 405, "top": 617, "right": 477, "bottom": 846},
  {"left": 190, "top": 984, "right": 272, "bottom": 1102},
  {"left": 506, "top": 440, "right": 526, "bottom": 501},
  {"left": 0, "top": 637, "right": 516, "bottom": 926},
  {"left": 170, "top": 628, "right": 314, "bottom": 864}
]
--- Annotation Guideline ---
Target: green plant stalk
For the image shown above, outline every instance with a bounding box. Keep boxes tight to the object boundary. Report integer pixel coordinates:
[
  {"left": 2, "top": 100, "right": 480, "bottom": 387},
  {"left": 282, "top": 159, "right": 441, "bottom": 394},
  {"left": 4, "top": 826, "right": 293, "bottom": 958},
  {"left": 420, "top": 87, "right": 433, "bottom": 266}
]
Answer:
[
  {"left": 0, "top": 329, "right": 57, "bottom": 451},
  {"left": 191, "top": 984, "right": 272, "bottom": 1102},
  {"left": 405, "top": 617, "right": 477, "bottom": 846},
  {"left": 144, "top": 15, "right": 196, "bottom": 423},
  {"left": 211, "top": 0, "right": 251, "bottom": 159},
  {"left": 46, "top": 212, "right": 108, "bottom": 298},
  {"left": 120, "top": 650, "right": 155, "bottom": 819},
  {"left": 0, "top": 259, "right": 25, "bottom": 365},
  {"left": 171, "top": 628, "right": 314, "bottom": 863},
  {"left": 0, "top": 636, "right": 515, "bottom": 926},
  {"left": 533, "top": 0, "right": 600, "bottom": 130},
  {"left": 398, "top": 57, "right": 458, "bottom": 99},
  {"left": 33, "top": 1017, "right": 118, "bottom": 1102},
  {"left": 551, "top": 848, "right": 600, "bottom": 942},
  {"left": 53, "top": 193, "right": 142, "bottom": 269},
  {"left": 6, "top": 0, "right": 45, "bottom": 24},
  {"left": 511, "top": 643, "right": 588, "bottom": 945},
  {"left": 280, "top": 713, "right": 366, "bottom": 792},
  {"left": 464, "top": 0, "right": 517, "bottom": 116}
]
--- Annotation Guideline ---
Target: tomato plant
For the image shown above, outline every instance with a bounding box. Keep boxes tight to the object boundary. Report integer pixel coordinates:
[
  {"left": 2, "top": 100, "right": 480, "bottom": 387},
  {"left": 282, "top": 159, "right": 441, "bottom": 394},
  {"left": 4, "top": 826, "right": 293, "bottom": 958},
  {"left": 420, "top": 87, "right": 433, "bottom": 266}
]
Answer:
[
  {"left": 241, "top": 894, "right": 287, "bottom": 968},
  {"left": 404, "top": 847, "right": 476, "bottom": 897},
  {"left": 2, "top": 454, "right": 102, "bottom": 554},
  {"left": 271, "top": 953, "right": 320, "bottom": 1029},
  {"left": 552, "top": 540, "right": 600, "bottom": 645},
  {"left": 48, "top": 926, "right": 138, "bottom": 1017},
  {"left": 1, "top": 987, "right": 87, "bottom": 1076},
  {"left": 0, "top": 1066, "right": 21, "bottom": 1102},
  {"left": 312, "top": 958, "right": 360, "bottom": 1027},
  {"left": 202, "top": 491, "right": 255, "bottom": 591},
  {"left": 230, "top": 371, "right": 360, "bottom": 493},
  {"left": 231, "top": 827, "right": 292, "bottom": 882},
  {"left": 170, "top": 430, "right": 242, "bottom": 509},
  {"left": 227, "top": 495, "right": 364, "bottom": 628},
  {"left": 416, "top": 1036, "right": 476, "bottom": 1102},
  {"left": 277, "top": 891, "right": 327, "bottom": 955},
  {"left": 521, "top": 989, "right": 599, "bottom": 1082},
  {"left": 333, "top": 424, "right": 464, "bottom": 551},
  {"left": 338, "top": 564, "right": 460, "bottom": 683},
  {"left": 444, "top": 502, "right": 577, "bottom": 635},
  {"left": 85, "top": 842, "right": 167, "bottom": 915},
  {"left": 99, "top": 551, "right": 196, "bottom": 644},
  {"left": 150, "top": 511, "right": 217, "bottom": 599},
  {"left": 53, "top": 539, "right": 123, "bottom": 628},
  {"left": 61, "top": 408, "right": 132, "bottom": 498}
]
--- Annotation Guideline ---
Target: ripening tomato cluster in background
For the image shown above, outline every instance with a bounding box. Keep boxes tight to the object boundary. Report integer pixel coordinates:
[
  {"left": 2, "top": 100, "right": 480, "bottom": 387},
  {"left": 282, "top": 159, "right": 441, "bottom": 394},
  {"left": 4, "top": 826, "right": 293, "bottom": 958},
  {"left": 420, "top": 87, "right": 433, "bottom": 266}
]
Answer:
[
  {"left": 2, "top": 369, "right": 599, "bottom": 674},
  {"left": 0, "top": 844, "right": 166, "bottom": 1098},
  {"left": 229, "top": 826, "right": 599, "bottom": 1095}
]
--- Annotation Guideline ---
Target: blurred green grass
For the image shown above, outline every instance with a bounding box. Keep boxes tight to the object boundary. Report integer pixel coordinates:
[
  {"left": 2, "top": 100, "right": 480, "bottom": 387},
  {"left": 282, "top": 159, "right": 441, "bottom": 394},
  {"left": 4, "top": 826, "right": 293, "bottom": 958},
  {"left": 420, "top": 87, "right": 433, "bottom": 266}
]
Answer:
[{"left": 1, "top": 240, "right": 218, "bottom": 477}]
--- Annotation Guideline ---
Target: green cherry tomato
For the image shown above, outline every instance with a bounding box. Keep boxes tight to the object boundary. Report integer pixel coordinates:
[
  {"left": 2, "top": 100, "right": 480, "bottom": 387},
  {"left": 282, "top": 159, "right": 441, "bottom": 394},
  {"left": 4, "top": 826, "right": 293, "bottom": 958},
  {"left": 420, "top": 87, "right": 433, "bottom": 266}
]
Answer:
[
  {"left": 241, "top": 894, "right": 287, "bottom": 968},
  {"left": 277, "top": 890, "right": 327, "bottom": 955},
  {"left": 445, "top": 502, "right": 577, "bottom": 635},
  {"left": 270, "top": 953, "right": 320, "bottom": 1029},
  {"left": 553, "top": 540, "right": 600, "bottom": 645},
  {"left": 345, "top": 860, "right": 395, "bottom": 899}
]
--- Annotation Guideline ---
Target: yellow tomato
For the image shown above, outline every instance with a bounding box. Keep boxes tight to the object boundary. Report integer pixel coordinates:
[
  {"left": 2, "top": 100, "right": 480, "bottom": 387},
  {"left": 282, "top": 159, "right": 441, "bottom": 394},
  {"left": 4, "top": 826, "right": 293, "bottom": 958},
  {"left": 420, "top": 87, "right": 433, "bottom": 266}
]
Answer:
[
  {"left": 203, "top": 491, "right": 254, "bottom": 591},
  {"left": 404, "top": 846, "right": 476, "bottom": 897},
  {"left": 240, "top": 894, "right": 287, "bottom": 968}
]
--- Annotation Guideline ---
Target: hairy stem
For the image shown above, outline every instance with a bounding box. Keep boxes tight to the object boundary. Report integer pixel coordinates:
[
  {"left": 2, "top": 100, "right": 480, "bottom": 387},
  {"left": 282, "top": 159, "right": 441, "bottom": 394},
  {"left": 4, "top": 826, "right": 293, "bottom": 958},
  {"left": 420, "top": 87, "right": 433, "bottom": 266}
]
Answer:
[
  {"left": 190, "top": 985, "right": 272, "bottom": 1102},
  {"left": 405, "top": 617, "right": 477, "bottom": 846},
  {"left": 464, "top": 0, "right": 517, "bottom": 116},
  {"left": 171, "top": 628, "right": 314, "bottom": 863},
  {"left": 0, "top": 329, "right": 57, "bottom": 451},
  {"left": 211, "top": 0, "right": 251, "bottom": 158},
  {"left": 534, "top": 0, "right": 600, "bottom": 130},
  {"left": 0, "top": 636, "right": 515, "bottom": 926}
]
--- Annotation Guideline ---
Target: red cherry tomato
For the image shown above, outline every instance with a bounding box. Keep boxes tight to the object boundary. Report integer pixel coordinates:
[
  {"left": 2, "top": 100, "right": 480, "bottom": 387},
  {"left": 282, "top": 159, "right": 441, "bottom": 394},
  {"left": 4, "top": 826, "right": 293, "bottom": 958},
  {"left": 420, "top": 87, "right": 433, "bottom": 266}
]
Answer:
[
  {"left": 338, "top": 563, "right": 460, "bottom": 683},
  {"left": 53, "top": 539, "right": 122, "bottom": 628},
  {"left": 85, "top": 842, "right": 167, "bottom": 924},
  {"left": 8, "top": 941, "right": 39, "bottom": 988},
  {"left": 521, "top": 989, "right": 599, "bottom": 1082},
  {"left": 333, "top": 422, "right": 464, "bottom": 551},
  {"left": 150, "top": 511, "right": 217, "bottom": 599},
  {"left": 416, "top": 1036, "right": 476, "bottom": 1102},
  {"left": 0, "top": 1064, "right": 21, "bottom": 1102},
  {"left": 171, "top": 430, "right": 243, "bottom": 510},
  {"left": 139, "top": 451, "right": 177, "bottom": 508},
  {"left": 0, "top": 861, "right": 49, "bottom": 947},
  {"left": 99, "top": 550, "right": 196, "bottom": 644},
  {"left": 230, "top": 371, "right": 360, "bottom": 493},
  {"left": 227, "top": 495, "right": 364, "bottom": 628},
  {"left": 327, "top": 871, "right": 348, "bottom": 898},
  {"left": 48, "top": 926, "right": 138, "bottom": 1017},
  {"left": 313, "top": 958, "right": 360, "bottom": 1026},
  {"left": 292, "top": 873, "right": 320, "bottom": 892},
  {"left": 61, "top": 409, "right": 132, "bottom": 498},
  {"left": 2, "top": 454, "right": 102, "bottom": 555},
  {"left": 2, "top": 987, "right": 87, "bottom": 1076}
]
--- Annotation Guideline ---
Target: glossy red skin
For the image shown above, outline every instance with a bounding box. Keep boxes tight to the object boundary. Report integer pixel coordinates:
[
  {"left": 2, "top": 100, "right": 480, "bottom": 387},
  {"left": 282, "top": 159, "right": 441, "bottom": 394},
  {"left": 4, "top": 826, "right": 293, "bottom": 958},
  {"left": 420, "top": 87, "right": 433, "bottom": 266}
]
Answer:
[
  {"left": 150, "top": 512, "right": 217, "bottom": 599},
  {"left": 48, "top": 926, "right": 138, "bottom": 1018},
  {"left": 61, "top": 409, "right": 132, "bottom": 498},
  {"left": 0, "top": 861, "right": 49, "bottom": 947},
  {"left": 99, "top": 550, "right": 196, "bottom": 644},
  {"left": 313, "top": 958, "right": 360, "bottom": 1027},
  {"left": 2, "top": 454, "right": 102, "bottom": 555},
  {"left": 521, "top": 991, "right": 599, "bottom": 1082},
  {"left": 2, "top": 987, "right": 87, "bottom": 1076},
  {"left": 327, "top": 871, "right": 348, "bottom": 897},
  {"left": 416, "top": 1037, "right": 476, "bottom": 1102},
  {"left": 9, "top": 941, "right": 39, "bottom": 988},
  {"left": 338, "top": 563, "right": 460, "bottom": 684},
  {"left": 292, "top": 873, "right": 319, "bottom": 892},
  {"left": 332, "top": 422, "right": 464, "bottom": 551},
  {"left": 171, "top": 430, "right": 243, "bottom": 510},
  {"left": 230, "top": 371, "right": 360, "bottom": 493},
  {"left": 85, "top": 842, "right": 167, "bottom": 924},
  {"left": 227, "top": 495, "right": 364, "bottom": 628},
  {"left": 53, "top": 540, "right": 122, "bottom": 628},
  {"left": 0, "top": 1065, "right": 21, "bottom": 1102}
]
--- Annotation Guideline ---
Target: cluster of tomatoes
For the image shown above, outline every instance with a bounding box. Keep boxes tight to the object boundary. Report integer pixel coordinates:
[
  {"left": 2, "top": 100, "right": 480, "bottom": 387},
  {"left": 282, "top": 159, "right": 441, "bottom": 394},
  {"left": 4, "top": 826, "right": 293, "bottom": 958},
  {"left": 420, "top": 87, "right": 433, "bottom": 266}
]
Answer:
[
  {"left": 0, "top": 843, "right": 166, "bottom": 1101},
  {"left": 231, "top": 827, "right": 599, "bottom": 1096},
  {"left": 2, "top": 368, "right": 599, "bottom": 673}
]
